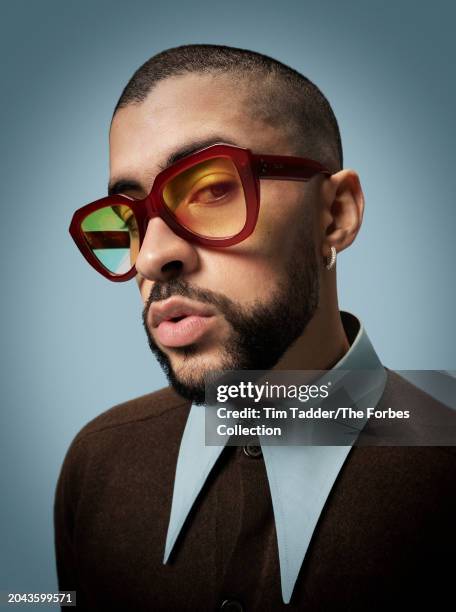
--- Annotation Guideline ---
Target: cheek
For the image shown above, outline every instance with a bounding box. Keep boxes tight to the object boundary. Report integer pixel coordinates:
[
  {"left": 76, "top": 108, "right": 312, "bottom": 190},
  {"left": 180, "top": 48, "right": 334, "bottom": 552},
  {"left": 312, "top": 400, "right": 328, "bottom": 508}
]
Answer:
[
  {"left": 195, "top": 185, "right": 310, "bottom": 304},
  {"left": 137, "top": 276, "right": 153, "bottom": 304},
  {"left": 249, "top": 181, "right": 312, "bottom": 259},
  {"left": 197, "top": 250, "right": 280, "bottom": 304}
]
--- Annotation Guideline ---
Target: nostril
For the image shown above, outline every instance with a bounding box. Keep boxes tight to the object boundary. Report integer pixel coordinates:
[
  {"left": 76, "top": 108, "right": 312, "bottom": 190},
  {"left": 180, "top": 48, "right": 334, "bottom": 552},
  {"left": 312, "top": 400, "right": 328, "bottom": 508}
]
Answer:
[{"left": 161, "top": 260, "right": 183, "bottom": 280}]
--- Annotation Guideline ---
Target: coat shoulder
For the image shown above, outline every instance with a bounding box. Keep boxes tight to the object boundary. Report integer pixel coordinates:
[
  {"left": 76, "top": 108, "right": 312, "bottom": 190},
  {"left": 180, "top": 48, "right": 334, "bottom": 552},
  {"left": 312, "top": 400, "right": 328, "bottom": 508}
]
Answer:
[
  {"left": 362, "top": 367, "right": 456, "bottom": 458},
  {"left": 72, "top": 385, "right": 190, "bottom": 444}
]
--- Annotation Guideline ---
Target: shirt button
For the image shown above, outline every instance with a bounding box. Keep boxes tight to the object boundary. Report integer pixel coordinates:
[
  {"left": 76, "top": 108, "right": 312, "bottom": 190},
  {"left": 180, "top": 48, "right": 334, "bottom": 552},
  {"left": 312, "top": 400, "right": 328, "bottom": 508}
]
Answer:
[
  {"left": 243, "top": 442, "right": 263, "bottom": 458},
  {"left": 220, "top": 599, "right": 244, "bottom": 612}
]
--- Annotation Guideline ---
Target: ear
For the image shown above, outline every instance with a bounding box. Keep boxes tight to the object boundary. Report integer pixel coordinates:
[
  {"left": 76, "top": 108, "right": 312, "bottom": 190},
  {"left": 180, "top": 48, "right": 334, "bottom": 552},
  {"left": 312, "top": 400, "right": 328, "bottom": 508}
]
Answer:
[{"left": 320, "top": 169, "right": 365, "bottom": 259}]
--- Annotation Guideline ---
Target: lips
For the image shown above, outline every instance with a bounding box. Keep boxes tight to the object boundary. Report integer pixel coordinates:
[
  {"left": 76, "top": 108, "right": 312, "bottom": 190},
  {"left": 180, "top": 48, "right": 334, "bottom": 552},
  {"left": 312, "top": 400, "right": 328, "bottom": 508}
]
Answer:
[{"left": 149, "top": 296, "right": 216, "bottom": 348}]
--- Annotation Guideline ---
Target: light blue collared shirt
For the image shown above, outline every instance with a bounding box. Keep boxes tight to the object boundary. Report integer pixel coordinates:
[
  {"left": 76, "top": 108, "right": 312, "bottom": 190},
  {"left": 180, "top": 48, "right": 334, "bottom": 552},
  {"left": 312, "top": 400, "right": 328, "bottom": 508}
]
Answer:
[{"left": 163, "top": 312, "right": 387, "bottom": 604}]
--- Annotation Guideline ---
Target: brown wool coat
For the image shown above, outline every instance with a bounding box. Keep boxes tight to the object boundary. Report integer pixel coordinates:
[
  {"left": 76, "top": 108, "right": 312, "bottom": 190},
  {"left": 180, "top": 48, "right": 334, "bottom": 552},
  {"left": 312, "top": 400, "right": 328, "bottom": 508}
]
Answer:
[{"left": 54, "top": 370, "right": 456, "bottom": 611}]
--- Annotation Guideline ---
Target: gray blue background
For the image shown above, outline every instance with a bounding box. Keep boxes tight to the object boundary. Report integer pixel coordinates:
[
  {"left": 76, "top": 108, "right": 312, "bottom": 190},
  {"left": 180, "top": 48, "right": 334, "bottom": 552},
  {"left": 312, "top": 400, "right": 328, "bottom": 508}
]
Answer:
[{"left": 1, "top": 0, "right": 455, "bottom": 603}]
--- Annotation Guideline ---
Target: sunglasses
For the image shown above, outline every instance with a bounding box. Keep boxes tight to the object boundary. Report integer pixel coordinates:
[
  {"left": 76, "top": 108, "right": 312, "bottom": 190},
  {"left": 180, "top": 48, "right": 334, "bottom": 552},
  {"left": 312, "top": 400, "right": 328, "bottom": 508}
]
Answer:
[{"left": 69, "top": 143, "right": 331, "bottom": 282}]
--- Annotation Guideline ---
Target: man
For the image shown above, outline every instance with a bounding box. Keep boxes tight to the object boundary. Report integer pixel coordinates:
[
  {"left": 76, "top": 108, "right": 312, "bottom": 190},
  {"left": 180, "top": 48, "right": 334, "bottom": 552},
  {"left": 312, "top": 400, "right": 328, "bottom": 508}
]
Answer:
[{"left": 55, "top": 44, "right": 455, "bottom": 611}]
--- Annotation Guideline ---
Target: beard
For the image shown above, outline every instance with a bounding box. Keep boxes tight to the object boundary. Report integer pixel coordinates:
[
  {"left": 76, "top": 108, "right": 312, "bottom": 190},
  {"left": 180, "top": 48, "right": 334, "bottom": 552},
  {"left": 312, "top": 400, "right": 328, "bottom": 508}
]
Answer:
[{"left": 142, "top": 235, "right": 320, "bottom": 405}]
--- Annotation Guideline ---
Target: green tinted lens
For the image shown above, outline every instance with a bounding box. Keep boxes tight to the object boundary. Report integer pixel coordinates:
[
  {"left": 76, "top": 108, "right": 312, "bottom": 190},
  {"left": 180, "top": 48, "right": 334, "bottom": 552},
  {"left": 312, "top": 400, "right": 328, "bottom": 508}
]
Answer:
[
  {"left": 162, "top": 157, "right": 247, "bottom": 238},
  {"left": 81, "top": 205, "right": 139, "bottom": 274}
]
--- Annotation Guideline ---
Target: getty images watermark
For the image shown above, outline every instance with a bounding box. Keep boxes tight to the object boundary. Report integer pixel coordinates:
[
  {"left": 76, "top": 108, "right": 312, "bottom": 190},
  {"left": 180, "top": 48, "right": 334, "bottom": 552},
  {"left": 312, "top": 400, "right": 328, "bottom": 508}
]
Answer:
[{"left": 204, "top": 370, "right": 456, "bottom": 446}]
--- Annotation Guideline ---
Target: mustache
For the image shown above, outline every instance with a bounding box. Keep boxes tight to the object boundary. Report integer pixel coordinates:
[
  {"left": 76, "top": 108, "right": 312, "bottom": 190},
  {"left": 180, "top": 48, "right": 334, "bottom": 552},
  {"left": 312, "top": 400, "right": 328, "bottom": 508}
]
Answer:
[{"left": 142, "top": 279, "right": 236, "bottom": 327}]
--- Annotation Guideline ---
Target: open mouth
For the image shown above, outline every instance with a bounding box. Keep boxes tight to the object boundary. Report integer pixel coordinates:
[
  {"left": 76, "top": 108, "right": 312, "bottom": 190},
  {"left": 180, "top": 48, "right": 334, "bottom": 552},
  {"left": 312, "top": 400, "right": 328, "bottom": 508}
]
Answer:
[
  {"left": 149, "top": 296, "right": 218, "bottom": 348},
  {"left": 169, "top": 315, "right": 187, "bottom": 323},
  {"left": 155, "top": 314, "right": 216, "bottom": 348}
]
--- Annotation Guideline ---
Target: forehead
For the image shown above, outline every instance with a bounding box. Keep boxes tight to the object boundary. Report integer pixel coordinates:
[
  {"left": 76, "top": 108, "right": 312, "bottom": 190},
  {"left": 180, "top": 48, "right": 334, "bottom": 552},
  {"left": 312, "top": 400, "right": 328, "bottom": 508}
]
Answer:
[{"left": 109, "top": 73, "right": 291, "bottom": 188}]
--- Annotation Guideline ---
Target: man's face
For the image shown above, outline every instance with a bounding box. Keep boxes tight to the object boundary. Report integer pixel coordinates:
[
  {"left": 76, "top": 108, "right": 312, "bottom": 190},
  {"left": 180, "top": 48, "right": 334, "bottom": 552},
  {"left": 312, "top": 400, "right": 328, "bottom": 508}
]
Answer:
[{"left": 109, "top": 73, "right": 327, "bottom": 403}]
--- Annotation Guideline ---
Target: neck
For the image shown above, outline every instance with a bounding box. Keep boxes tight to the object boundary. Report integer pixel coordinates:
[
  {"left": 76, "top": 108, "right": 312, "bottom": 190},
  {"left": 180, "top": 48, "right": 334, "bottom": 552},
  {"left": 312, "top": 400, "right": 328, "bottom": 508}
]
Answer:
[{"left": 273, "top": 299, "right": 349, "bottom": 372}]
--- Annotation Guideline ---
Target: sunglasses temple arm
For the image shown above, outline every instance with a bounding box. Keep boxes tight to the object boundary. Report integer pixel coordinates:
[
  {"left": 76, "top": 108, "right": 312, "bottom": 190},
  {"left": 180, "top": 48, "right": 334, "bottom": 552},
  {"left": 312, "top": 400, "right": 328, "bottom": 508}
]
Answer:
[{"left": 251, "top": 154, "right": 331, "bottom": 181}]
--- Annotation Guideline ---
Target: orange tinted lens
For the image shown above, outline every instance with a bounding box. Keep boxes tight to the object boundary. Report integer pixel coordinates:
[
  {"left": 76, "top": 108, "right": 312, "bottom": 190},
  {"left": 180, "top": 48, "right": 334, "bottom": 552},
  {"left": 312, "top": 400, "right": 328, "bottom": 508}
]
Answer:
[
  {"left": 81, "top": 204, "right": 139, "bottom": 274},
  {"left": 162, "top": 157, "right": 247, "bottom": 238}
]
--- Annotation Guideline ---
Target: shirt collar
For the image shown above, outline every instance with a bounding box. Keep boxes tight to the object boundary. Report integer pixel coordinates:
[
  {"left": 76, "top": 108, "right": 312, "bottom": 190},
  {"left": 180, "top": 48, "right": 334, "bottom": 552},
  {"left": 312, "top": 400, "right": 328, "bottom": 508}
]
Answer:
[{"left": 163, "top": 311, "right": 387, "bottom": 604}]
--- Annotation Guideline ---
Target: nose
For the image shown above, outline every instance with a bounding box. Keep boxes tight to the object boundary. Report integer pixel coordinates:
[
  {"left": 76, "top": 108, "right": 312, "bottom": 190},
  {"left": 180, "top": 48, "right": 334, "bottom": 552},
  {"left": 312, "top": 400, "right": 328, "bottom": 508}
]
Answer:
[{"left": 135, "top": 217, "right": 199, "bottom": 282}]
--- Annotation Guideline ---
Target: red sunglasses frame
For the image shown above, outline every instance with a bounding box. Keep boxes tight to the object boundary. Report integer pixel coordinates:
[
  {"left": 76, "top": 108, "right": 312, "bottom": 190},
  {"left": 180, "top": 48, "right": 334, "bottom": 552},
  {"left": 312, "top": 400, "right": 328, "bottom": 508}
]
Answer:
[{"left": 69, "top": 143, "right": 331, "bottom": 281}]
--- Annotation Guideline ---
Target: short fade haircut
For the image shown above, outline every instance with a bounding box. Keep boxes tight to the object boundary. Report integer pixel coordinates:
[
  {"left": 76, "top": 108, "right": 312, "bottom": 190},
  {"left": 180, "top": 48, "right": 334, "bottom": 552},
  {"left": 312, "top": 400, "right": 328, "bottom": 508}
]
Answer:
[{"left": 113, "top": 44, "right": 343, "bottom": 171}]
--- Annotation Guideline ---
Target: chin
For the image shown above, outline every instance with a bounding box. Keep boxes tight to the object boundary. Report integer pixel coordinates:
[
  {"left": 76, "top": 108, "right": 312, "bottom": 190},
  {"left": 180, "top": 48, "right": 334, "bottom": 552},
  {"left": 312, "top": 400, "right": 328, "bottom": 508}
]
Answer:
[
  {"left": 167, "top": 346, "right": 232, "bottom": 401},
  {"left": 171, "top": 344, "right": 229, "bottom": 375}
]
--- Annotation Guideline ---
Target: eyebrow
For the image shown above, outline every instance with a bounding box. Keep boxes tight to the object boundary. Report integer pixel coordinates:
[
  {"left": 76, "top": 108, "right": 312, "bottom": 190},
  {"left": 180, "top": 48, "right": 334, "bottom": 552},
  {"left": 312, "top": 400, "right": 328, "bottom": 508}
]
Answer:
[{"left": 108, "top": 135, "right": 239, "bottom": 196}]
